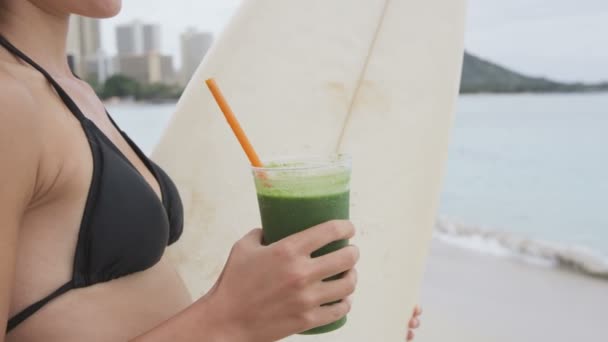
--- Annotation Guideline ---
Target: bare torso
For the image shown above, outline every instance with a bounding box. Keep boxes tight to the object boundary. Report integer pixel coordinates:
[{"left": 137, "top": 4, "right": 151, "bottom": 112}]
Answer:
[{"left": 1, "top": 47, "right": 192, "bottom": 341}]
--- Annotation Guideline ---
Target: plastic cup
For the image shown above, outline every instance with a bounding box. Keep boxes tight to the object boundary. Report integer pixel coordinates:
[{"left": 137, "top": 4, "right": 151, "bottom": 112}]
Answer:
[{"left": 252, "top": 154, "right": 352, "bottom": 334}]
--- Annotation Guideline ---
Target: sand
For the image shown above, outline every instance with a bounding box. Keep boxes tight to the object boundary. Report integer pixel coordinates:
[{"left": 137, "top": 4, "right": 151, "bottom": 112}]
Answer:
[{"left": 417, "top": 240, "right": 608, "bottom": 342}]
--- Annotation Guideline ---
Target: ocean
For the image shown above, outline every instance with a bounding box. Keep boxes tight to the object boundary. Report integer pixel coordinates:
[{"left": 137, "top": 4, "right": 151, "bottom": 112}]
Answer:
[
  {"left": 437, "top": 93, "right": 608, "bottom": 277},
  {"left": 107, "top": 93, "right": 608, "bottom": 277}
]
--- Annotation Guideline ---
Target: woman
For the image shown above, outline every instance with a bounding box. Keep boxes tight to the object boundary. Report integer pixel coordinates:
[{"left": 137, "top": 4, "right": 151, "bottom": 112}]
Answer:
[{"left": 0, "top": 0, "right": 422, "bottom": 341}]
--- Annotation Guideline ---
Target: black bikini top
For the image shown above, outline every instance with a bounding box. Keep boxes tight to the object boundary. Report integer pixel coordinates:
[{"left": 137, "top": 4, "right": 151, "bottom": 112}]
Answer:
[{"left": 0, "top": 35, "right": 184, "bottom": 333}]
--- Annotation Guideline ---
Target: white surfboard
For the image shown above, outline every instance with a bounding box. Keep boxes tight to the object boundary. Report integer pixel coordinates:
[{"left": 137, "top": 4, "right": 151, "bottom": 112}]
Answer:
[{"left": 152, "top": 0, "right": 466, "bottom": 340}]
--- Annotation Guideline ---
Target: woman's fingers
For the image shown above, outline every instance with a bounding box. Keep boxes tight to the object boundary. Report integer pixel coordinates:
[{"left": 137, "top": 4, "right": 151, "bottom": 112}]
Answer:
[
  {"left": 281, "top": 220, "right": 355, "bottom": 255},
  {"left": 314, "top": 268, "right": 358, "bottom": 304},
  {"left": 307, "top": 297, "right": 352, "bottom": 329},
  {"left": 310, "top": 245, "right": 359, "bottom": 280},
  {"left": 413, "top": 305, "right": 423, "bottom": 317},
  {"left": 406, "top": 305, "right": 422, "bottom": 340}
]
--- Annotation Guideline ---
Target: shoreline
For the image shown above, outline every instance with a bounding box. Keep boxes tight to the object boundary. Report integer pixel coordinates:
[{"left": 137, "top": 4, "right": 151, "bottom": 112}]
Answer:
[
  {"left": 418, "top": 239, "right": 608, "bottom": 342},
  {"left": 435, "top": 218, "right": 608, "bottom": 280}
]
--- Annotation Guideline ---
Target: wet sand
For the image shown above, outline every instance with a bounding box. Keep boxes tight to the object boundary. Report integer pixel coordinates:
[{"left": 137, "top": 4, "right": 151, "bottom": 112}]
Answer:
[{"left": 417, "top": 240, "right": 608, "bottom": 342}]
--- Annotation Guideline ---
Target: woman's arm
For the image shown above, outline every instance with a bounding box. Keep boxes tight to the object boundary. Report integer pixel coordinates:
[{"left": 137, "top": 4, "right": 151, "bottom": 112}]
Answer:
[
  {"left": 0, "top": 83, "right": 42, "bottom": 339},
  {"left": 134, "top": 226, "right": 424, "bottom": 342},
  {"left": 132, "top": 223, "right": 359, "bottom": 342}
]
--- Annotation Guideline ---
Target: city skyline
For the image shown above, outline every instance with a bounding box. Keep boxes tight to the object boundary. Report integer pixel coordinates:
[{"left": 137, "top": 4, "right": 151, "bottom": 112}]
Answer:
[
  {"left": 100, "top": 0, "right": 608, "bottom": 83},
  {"left": 113, "top": 21, "right": 176, "bottom": 84},
  {"left": 67, "top": 18, "right": 212, "bottom": 86}
]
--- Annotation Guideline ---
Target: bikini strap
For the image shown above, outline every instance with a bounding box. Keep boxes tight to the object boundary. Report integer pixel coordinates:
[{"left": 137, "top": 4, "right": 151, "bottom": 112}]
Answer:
[{"left": 6, "top": 281, "right": 74, "bottom": 332}]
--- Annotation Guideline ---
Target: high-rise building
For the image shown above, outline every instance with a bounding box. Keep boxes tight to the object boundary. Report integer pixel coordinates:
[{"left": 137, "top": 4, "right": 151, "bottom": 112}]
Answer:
[
  {"left": 80, "top": 17, "right": 101, "bottom": 57},
  {"left": 115, "top": 21, "right": 174, "bottom": 84},
  {"left": 116, "top": 24, "right": 139, "bottom": 56},
  {"left": 67, "top": 16, "right": 108, "bottom": 83},
  {"left": 116, "top": 54, "right": 175, "bottom": 85},
  {"left": 180, "top": 28, "right": 213, "bottom": 85},
  {"left": 143, "top": 24, "right": 161, "bottom": 54},
  {"left": 116, "top": 21, "right": 161, "bottom": 56}
]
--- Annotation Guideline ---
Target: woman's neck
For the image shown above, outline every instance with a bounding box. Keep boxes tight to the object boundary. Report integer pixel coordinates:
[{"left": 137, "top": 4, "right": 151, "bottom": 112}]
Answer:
[{"left": 0, "top": 0, "right": 71, "bottom": 76}]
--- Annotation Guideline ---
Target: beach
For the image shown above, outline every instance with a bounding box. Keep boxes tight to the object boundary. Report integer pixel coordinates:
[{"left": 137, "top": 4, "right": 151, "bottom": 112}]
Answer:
[
  {"left": 107, "top": 93, "right": 608, "bottom": 341},
  {"left": 418, "top": 240, "right": 608, "bottom": 342}
]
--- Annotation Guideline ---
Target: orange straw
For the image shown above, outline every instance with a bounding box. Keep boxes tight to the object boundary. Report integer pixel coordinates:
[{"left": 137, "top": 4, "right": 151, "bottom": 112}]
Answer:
[{"left": 205, "top": 78, "right": 263, "bottom": 167}]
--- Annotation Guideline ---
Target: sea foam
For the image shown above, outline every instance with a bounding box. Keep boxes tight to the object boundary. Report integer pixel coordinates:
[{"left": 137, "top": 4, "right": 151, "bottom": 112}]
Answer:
[{"left": 434, "top": 218, "right": 608, "bottom": 279}]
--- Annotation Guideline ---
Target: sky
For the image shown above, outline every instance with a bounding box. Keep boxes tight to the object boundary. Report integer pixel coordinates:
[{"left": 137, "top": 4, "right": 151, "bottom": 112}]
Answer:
[{"left": 101, "top": 0, "right": 608, "bottom": 83}]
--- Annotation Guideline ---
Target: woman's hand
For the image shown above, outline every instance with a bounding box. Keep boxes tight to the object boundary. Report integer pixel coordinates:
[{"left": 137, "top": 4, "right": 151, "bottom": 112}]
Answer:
[
  {"left": 407, "top": 305, "right": 423, "bottom": 341},
  {"left": 200, "top": 220, "right": 359, "bottom": 342}
]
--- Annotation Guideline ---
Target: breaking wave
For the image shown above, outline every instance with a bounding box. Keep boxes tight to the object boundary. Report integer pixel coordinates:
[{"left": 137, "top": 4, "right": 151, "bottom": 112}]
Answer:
[{"left": 434, "top": 218, "right": 608, "bottom": 279}]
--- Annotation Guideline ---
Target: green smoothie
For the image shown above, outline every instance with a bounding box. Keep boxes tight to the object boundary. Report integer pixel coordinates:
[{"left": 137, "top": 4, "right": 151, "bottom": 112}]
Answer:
[
  {"left": 257, "top": 191, "right": 350, "bottom": 258},
  {"left": 252, "top": 155, "right": 351, "bottom": 335}
]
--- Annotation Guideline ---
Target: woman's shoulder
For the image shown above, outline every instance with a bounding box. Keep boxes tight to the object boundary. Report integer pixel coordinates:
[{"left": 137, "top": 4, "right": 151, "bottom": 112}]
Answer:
[
  {"left": 0, "top": 63, "right": 44, "bottom": 186},
  {"left": 0, "top": 61, "right": 41, "bottom": 131}
]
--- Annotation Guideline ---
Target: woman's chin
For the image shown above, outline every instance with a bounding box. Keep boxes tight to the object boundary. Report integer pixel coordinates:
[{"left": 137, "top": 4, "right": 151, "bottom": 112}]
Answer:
[{"left": 70, "top": 0, "right": 123, "bottom": 19}]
